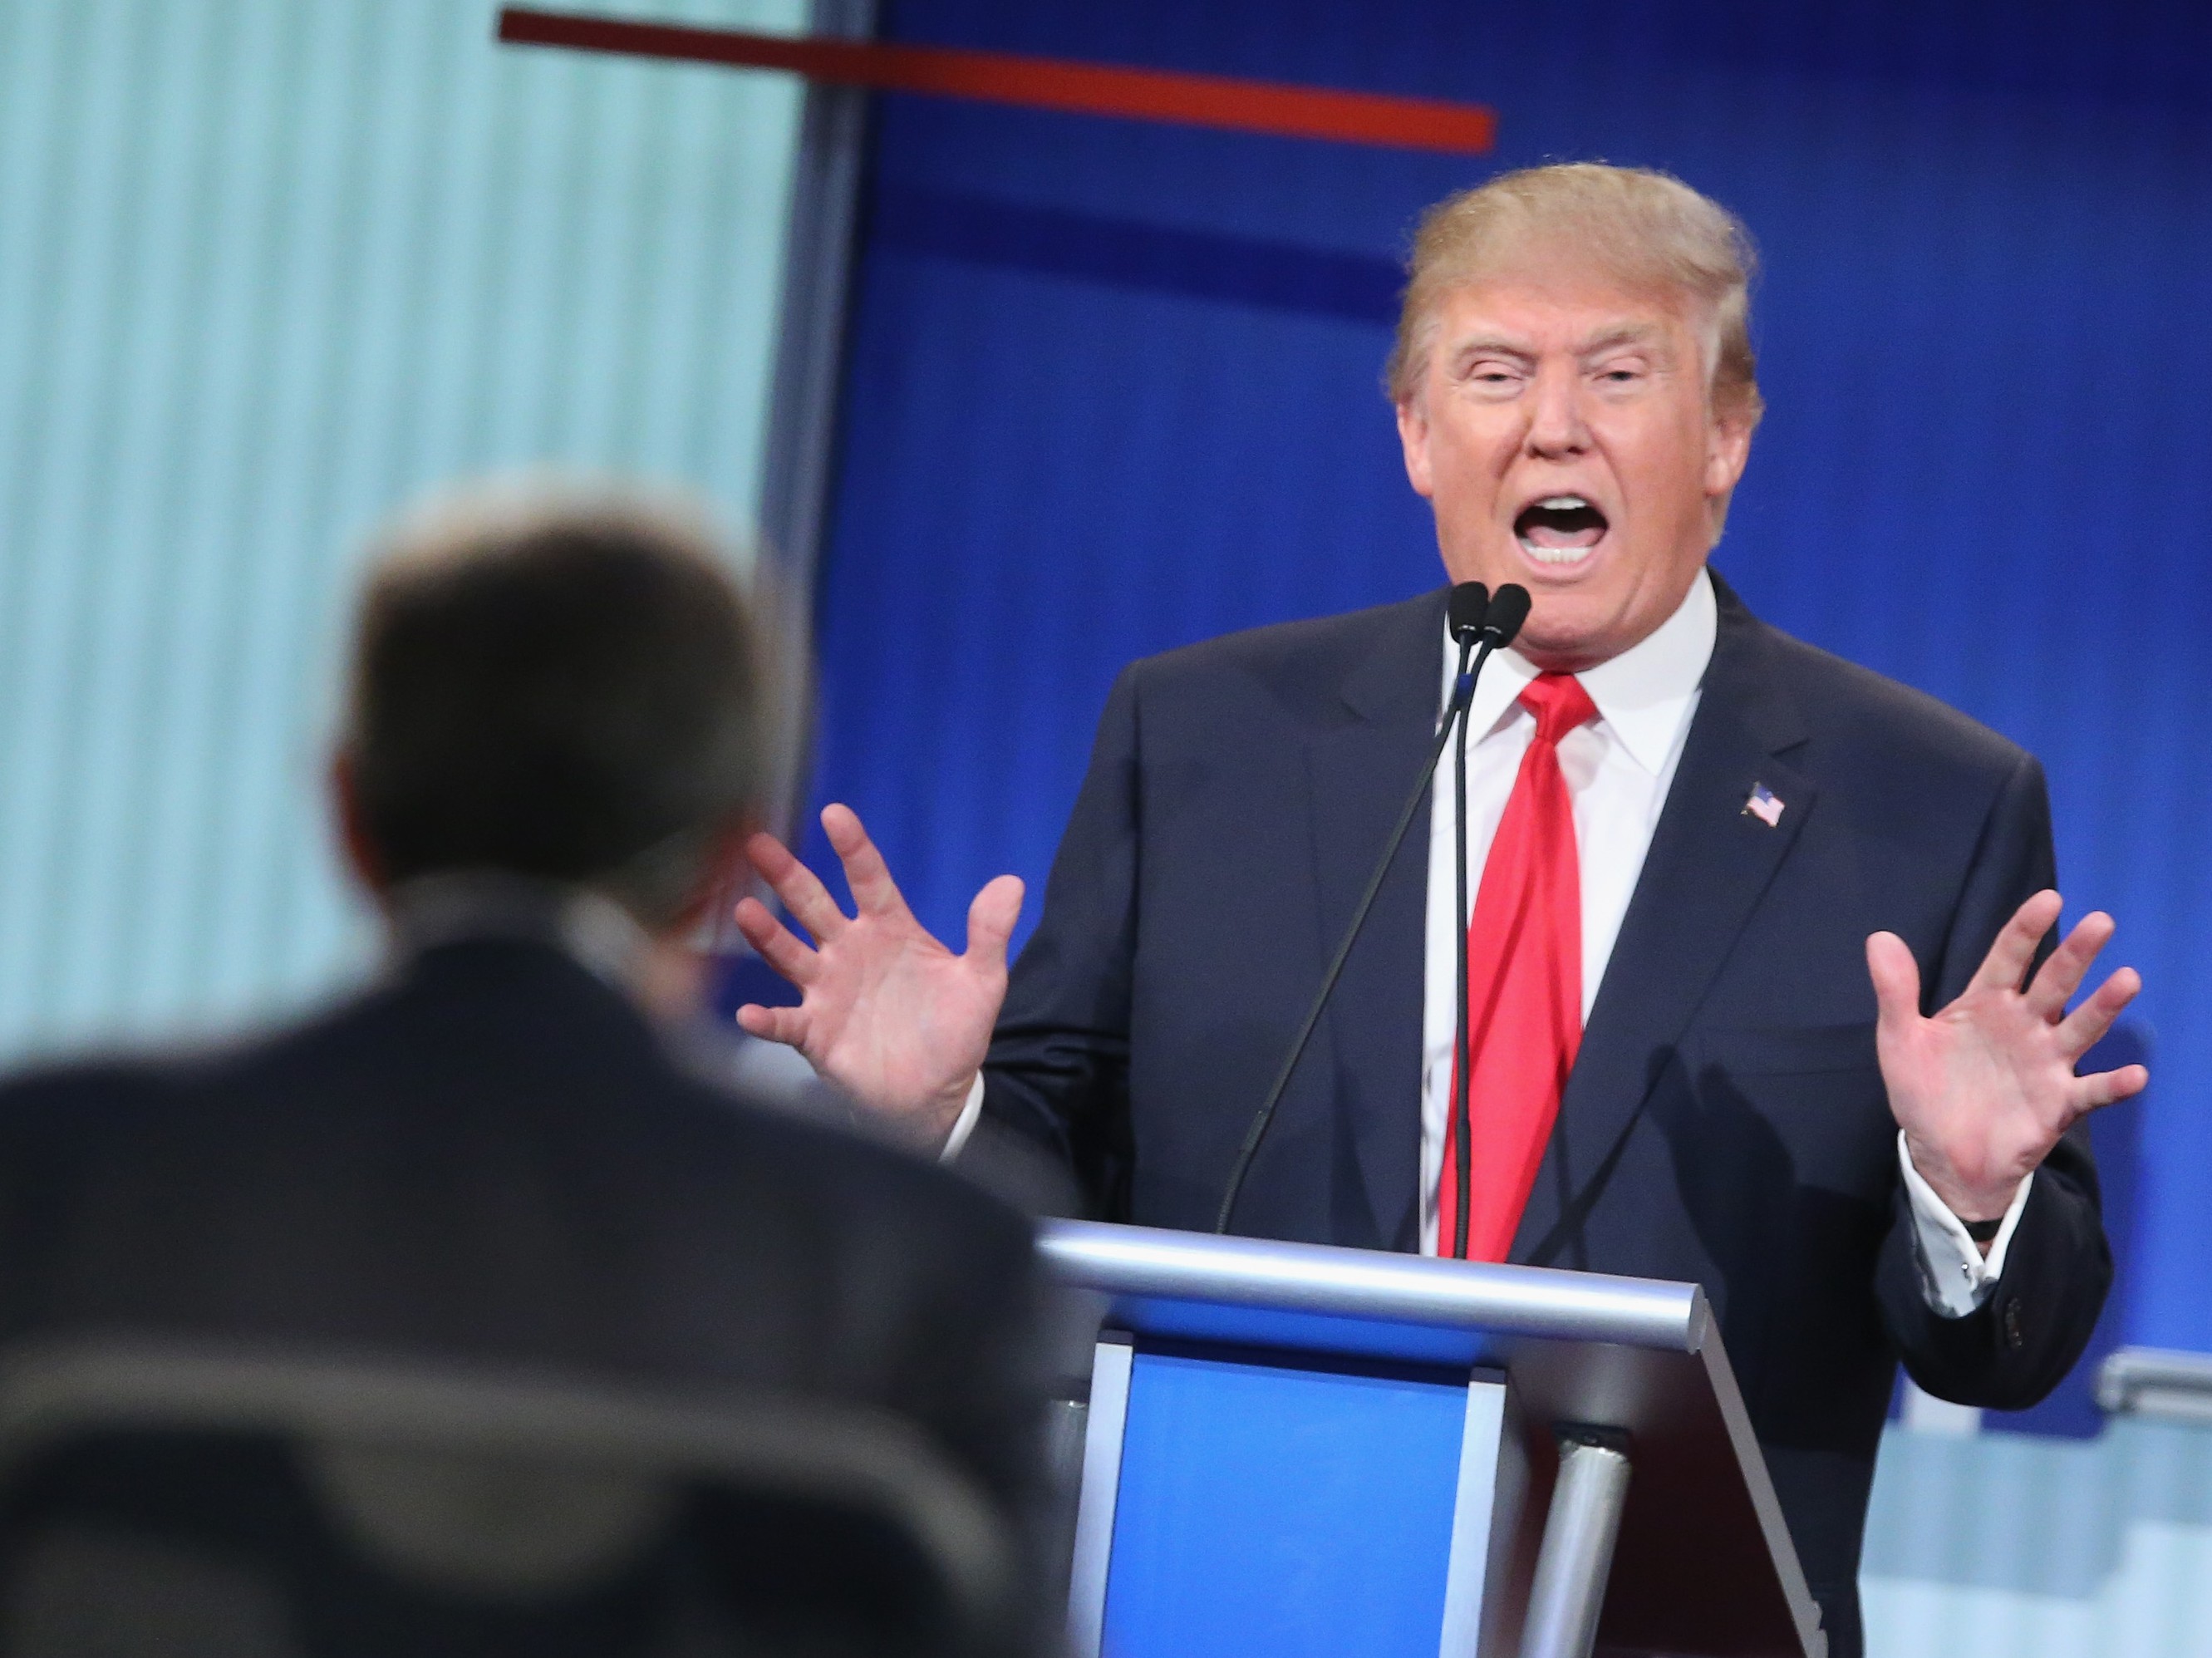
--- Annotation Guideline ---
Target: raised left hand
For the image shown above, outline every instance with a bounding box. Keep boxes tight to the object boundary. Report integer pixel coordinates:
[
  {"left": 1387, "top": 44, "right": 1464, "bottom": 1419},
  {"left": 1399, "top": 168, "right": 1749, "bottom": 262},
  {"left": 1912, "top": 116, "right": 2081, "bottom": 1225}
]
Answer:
[
  {"left": 1867, "top": 890, "right": 2146, "bottom": 1223},
  {"left": 731, "top": 805, "right": 1022, "bottom": 1152}
]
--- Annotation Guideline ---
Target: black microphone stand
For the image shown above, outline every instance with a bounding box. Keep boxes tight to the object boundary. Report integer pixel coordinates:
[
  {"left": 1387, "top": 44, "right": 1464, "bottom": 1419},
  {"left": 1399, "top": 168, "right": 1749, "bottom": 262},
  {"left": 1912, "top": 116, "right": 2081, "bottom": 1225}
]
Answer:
[
  {"left": 1214, "top": 583, "right": 1505, "bottom": 1235},
  {"left": 1451, "top": 583, "right": 1529, "bottom": 1257},
  {"left": 1451, "top": 641, "right": 1477, "bottom": 1257}
]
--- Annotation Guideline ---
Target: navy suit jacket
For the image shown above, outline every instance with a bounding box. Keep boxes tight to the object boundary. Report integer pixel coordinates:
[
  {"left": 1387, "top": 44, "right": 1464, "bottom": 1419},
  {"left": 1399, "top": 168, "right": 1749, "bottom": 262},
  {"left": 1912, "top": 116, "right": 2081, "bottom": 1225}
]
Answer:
[
  {"left": 982, "top": 573, "right": 2109, "bottom": 1653},
  {"left": 0, "top": 937, "right": 1048, "bottom": 1529}
]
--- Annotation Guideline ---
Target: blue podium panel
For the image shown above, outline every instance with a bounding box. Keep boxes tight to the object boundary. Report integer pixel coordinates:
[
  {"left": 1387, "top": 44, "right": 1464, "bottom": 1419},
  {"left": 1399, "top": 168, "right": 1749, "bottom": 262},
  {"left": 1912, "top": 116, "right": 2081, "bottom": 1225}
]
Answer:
[{"left": 1102, "top": 1346, "right": 1467, "bottom": 1658}]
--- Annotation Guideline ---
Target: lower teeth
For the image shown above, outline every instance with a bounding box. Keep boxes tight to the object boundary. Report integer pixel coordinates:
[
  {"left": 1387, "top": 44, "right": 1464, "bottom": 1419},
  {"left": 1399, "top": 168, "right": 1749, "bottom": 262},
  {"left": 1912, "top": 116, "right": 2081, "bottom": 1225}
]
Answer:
[{"left": 1520, "top": 541, "right": 1592, "bottom": 564}]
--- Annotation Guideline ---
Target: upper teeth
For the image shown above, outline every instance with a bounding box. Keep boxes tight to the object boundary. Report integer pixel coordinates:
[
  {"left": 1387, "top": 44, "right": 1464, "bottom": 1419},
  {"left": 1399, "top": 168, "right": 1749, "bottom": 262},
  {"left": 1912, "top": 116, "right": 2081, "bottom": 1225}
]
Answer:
[{"left": 1537, "top": 496, "right": 1588, "bottom": 510}]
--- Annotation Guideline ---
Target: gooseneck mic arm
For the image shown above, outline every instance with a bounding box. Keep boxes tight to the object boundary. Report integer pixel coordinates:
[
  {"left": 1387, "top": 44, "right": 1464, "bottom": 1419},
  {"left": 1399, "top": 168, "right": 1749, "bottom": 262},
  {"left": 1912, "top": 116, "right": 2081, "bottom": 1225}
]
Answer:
[
  {"left": 1451, "top": 638, "right": 1477, "bottom": 1255},
  {"left": 1214, "top": 582, "right": 1506, "bottom": 1235},
  {"left": 1450, "top": 583, "right": 1530, "bottom": 1255}
]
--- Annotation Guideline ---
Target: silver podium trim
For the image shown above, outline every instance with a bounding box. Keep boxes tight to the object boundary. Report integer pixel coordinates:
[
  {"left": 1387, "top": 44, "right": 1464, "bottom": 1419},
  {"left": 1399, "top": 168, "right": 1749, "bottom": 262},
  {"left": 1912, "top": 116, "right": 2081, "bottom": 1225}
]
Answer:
[{"left": 1039, "top": 1221, "right": 1705, "bottom": 1355}]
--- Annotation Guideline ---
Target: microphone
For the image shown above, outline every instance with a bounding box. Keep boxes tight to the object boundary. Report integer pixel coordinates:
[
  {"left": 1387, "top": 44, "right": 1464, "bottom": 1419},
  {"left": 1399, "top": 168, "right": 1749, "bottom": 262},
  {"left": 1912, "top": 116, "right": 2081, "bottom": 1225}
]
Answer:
[
  {"left": 1448, "top": 579, "right": 1492, "bottom": 646},
  {"left": 1215, "top": 580, "right": 1507, "bottom": 1234},
  {"left": 1446, "top": 582, "right": 1527, "bottom": 1255},
  {"left": 1477, "top": 583, "right": 1531, "bottom": 648}
]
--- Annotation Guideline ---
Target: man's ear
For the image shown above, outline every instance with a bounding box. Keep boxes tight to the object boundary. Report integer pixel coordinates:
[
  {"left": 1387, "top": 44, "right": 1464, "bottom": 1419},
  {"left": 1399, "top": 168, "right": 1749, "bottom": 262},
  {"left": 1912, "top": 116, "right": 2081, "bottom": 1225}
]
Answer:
[
  {"left": 1703, "top": 404, "right": 1753, "bottom": 502},
  {"left": 1396, "top": 396, "right": 1437, "bottom": 499},
  {"left": 667, "top": 814, "right": 764, "bottom": 943},
  {"left": 329, "top": 750, "right": 388, "bottom": 898}
]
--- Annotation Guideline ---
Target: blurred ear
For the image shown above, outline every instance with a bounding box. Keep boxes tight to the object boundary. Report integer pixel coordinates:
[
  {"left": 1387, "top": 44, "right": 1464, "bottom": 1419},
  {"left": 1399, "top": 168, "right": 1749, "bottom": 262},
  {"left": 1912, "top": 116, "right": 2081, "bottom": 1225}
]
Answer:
[
  {"left": 665, "top": 814, "right": 764, "bottom": 942},
  {"left": 329, "top": 750, "right": 389, "bottom": 898}
]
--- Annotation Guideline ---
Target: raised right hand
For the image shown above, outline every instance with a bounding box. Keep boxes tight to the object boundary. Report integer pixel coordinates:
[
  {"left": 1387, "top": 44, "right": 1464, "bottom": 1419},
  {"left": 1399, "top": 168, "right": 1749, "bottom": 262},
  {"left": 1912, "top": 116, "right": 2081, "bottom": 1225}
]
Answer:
[{"left": 732, "top": 803, "right": 1024, "bottom": 1151}]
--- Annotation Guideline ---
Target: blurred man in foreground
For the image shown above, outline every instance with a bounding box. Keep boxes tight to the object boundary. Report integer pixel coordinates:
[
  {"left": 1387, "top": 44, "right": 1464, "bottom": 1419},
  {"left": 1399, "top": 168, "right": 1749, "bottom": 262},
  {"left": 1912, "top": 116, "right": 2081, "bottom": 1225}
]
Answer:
[{"left": 0, "top": 485, "right": 1048, "bottom": 1604}]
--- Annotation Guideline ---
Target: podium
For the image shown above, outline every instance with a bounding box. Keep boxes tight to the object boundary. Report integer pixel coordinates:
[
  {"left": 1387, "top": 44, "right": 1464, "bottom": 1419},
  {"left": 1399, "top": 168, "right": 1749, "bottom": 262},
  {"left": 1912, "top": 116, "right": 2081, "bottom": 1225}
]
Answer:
[{"left": 1037, "top": 1220, "right": 1825, "bottom": 1658}]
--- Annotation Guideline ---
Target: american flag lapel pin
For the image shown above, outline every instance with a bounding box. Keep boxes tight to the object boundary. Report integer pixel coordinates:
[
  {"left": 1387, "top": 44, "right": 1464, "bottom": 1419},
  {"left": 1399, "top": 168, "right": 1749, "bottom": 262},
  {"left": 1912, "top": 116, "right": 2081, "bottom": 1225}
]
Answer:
[{"left": 1743, "top": 782, "right": 1785, "bottom": 827}]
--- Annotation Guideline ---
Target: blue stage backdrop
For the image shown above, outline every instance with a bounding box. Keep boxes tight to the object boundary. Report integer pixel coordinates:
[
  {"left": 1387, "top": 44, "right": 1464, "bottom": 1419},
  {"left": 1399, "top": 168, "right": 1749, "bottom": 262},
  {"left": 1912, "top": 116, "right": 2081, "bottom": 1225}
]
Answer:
[{"left": 774, "top": 2, "right": 2212, "bottom": 1368}]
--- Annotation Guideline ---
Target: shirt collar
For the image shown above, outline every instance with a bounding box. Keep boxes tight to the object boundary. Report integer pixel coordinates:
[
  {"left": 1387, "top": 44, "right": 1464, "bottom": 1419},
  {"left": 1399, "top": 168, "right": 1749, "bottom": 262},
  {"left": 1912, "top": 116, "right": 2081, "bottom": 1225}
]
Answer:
[
  {"left": 383, "top": 870, "right": 651, "bottom": 992},
  {"left": 1448, "top": 564, "right": 1718, "bottom": 776}
]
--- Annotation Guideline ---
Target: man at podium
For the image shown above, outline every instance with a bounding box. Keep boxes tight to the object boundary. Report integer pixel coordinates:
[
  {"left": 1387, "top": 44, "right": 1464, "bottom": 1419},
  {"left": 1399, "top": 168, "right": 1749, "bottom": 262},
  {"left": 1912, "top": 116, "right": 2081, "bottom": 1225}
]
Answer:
[{"left": 734, "top": 164, "right": 2130, "bottom": 1655}]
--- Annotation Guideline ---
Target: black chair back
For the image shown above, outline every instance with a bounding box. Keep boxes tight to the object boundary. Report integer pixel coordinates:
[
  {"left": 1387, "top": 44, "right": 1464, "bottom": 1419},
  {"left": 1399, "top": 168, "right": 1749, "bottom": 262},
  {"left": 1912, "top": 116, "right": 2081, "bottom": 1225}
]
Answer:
[{"left": 0, "top": 1341, "right": 1020, "bottom": 1658}]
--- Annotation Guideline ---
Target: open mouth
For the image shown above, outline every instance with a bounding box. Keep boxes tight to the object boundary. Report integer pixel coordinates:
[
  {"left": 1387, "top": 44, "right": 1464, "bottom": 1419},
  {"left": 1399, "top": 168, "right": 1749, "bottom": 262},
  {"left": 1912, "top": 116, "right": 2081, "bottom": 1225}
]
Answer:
[{"left": 1513, "top": 495, "right": 1609, "bottom": 566}]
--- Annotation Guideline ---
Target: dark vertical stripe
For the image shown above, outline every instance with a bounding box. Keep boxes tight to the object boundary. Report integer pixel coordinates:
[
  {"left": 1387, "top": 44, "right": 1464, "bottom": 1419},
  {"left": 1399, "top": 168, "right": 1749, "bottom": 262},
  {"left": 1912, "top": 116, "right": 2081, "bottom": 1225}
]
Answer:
[
  {"left": 108, "top": 0, "right": 243, "bottom": 1016},
  {"left": 0, "top": 6, "right": 96, "bottom": 1015},
  {"left": 27, "top": 0, "right": 169, "bottom": 1026},
  {"left": 172, "top": 0, "right": 317, "bottom": 1016},
  {"left": 260, "top": 0, "right": 385, "bottom": 983}
]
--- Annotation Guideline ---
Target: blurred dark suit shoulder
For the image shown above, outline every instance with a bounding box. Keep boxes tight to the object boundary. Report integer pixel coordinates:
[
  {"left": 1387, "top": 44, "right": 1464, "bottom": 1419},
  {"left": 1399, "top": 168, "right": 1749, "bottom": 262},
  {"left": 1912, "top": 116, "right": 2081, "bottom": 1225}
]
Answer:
[{"left": 0, "top": 938, "right": 1044, "bottom": 1516}]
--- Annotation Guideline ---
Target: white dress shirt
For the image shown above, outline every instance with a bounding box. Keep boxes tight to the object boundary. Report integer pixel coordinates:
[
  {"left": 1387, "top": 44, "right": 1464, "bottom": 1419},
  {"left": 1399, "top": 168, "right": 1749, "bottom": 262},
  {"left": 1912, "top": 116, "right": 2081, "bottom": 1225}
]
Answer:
[{"left": 949, "top": 568, "right": 2028, "bottom": 1315}]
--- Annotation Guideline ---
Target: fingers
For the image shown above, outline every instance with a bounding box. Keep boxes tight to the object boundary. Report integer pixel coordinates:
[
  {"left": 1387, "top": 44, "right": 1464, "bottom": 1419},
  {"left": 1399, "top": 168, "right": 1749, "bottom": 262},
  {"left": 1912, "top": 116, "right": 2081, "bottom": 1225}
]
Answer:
[
  {"left": 2072, "top": 1062, "right": 2149, "bottom": 1114},
  {"left": 1965, "top": 889, "right": 2065, "bottom": 996},
  {"left": 964, "top": 875, "right": 1025, "bottom": 971},
  {"left": 822, "top": 804, "right": 913, "bottom": 922},
  {"left": 2054, "top": 963, "right": 2142, "bottom": 1059},
  {"left": 744, "top": 829, "right": 848, "bottom": 943},
  {"left": 2023, "top": 910, "right": 2116, "bottom": 1022},
  {"left": 731, "top": 895, "right": 821, "bottom": 986},
  {"left": 735, "top": 1002, "right": 809, "bottom": 1047},
  {"left": 1865, "top": 931, "right": 1924, "bottom": 1026}
]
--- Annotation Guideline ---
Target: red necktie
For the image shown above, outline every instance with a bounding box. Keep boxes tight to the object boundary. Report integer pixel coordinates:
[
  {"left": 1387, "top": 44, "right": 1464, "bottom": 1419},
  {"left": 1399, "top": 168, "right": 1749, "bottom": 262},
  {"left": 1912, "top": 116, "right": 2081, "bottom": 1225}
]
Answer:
[{"left": 1438, "top": 672, "right": 1598, "bottom": 1261}]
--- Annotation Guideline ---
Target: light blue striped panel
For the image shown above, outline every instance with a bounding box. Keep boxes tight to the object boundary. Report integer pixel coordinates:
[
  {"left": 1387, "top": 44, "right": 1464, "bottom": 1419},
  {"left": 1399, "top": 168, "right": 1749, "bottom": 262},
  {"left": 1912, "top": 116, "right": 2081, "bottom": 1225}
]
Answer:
[
  {"left": 1863, "top": 1418, "right": 2212, "bottom": 1657},
  {"left": 0, "top": 0, "right": 806, "bottom": 1060}
]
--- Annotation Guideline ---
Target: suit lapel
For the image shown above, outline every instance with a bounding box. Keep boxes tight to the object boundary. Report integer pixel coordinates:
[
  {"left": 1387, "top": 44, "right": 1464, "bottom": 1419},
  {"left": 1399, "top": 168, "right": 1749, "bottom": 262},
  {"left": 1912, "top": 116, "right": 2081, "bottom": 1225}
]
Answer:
[
  {"left": 1304, "top": 588, "right": 1449, "bottom": 1250},
  {"left": 1514, "top": 583, "right": 1816, "bottom": 1267}
]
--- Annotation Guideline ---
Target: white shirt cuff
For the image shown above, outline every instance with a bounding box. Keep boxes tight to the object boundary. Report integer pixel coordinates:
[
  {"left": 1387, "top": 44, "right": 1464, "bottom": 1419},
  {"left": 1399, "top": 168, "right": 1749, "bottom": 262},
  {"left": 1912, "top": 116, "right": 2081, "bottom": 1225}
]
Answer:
[
  {"left": 1897, "top": 1130, "right": 2033, "bottom": 1319},
  {"left": 938, "top": 1074, "right": 986, "bottom": 1163}
]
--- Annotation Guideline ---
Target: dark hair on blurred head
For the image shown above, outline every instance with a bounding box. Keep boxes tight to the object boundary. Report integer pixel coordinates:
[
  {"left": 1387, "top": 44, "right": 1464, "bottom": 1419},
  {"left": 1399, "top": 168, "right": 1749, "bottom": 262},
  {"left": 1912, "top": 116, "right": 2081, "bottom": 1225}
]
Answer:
[{"left": 342, "top": 482, "right": 767, "bottom": 929}]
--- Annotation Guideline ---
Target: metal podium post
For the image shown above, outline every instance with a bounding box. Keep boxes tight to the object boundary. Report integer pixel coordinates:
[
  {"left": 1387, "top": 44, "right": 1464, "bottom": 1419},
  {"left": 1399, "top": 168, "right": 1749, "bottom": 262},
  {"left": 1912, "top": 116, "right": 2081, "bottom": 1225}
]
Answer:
[{"left": 1519, "top": 1434, "right": 1633, "bottom": 1658}]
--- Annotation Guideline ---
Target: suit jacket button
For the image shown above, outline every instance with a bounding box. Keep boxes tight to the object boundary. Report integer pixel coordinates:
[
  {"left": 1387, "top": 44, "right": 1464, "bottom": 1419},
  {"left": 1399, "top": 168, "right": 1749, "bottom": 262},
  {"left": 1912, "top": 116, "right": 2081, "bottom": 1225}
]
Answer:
[{"left": 2003, "top": 1298, "right": 2024, "bottom": 1351}]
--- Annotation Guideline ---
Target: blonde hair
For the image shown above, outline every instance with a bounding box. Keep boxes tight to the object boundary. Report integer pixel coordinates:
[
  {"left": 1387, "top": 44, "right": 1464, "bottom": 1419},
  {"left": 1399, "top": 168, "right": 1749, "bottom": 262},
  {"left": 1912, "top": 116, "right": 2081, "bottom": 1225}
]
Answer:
[{"left": 1386, "top": 163, "right": 1764, "bottom": 430}]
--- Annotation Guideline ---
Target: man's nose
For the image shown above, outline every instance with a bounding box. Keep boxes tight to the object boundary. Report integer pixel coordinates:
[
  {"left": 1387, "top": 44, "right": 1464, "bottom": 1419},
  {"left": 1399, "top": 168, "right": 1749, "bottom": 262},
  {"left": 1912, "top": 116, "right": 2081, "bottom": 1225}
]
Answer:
[{"left": 1524, "top": 367, "right": 1590, "bottom": 458}]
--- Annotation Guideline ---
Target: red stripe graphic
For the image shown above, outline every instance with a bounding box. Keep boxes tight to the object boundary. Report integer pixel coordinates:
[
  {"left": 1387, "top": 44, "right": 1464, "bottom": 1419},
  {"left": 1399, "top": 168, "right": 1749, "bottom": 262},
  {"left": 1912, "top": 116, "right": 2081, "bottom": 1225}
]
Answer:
[{"left": 496, "top": 9, "right": 1497, "bottom": 155}]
